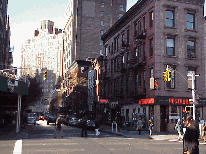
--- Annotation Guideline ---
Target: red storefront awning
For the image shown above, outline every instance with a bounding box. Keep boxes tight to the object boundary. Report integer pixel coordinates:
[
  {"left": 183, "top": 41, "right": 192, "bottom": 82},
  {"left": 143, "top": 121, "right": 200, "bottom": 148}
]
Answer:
[{"left": 139, "top": 98, "right": 154, "bottom": 105}]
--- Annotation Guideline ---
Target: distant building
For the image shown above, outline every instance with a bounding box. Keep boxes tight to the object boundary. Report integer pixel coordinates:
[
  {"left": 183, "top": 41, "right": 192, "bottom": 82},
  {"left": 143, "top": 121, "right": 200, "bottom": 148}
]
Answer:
[{"left": 21, "top": 20, "right": 64, "bottom": 110}]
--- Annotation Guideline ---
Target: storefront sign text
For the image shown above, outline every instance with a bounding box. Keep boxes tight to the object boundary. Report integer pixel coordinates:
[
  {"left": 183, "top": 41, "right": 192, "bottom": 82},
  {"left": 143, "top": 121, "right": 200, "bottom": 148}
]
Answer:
[
  {"left": 169, "top": 98, "right": 189, "bottom": 104},
  {"left": 139, "top": 98, "right": 154, "bottom": 105}
]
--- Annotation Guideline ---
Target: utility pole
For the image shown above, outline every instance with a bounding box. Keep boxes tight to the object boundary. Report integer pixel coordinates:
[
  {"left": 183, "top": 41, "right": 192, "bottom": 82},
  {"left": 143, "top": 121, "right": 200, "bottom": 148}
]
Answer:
[{"left": 187, "top": 73, "right": 199, "bottom": 120}]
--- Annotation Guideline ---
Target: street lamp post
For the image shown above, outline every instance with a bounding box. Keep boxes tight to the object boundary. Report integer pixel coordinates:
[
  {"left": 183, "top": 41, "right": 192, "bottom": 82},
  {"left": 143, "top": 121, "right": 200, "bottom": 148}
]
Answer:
[{"left": 187, "top": 73, "right": 199, "bottom": 120}]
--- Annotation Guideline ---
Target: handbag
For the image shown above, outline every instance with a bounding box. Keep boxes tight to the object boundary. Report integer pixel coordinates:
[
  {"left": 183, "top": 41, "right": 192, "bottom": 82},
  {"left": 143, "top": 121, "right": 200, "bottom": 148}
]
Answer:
[{"left": 136, "top": 126, "right": 139, "bottom": 130}]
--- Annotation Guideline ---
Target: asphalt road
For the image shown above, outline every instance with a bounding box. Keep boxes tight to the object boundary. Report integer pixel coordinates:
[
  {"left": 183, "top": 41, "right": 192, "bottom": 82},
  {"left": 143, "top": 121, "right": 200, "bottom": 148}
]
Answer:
[{"left": 1, "top": 120, "right": 206, "bottom": 154}]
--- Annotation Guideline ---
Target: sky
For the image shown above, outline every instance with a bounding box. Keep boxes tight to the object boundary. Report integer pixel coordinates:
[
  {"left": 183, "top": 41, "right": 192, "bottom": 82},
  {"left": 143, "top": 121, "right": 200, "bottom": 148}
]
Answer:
[
  {"left": 7, "top": 0, "right": 205, "bottom": 68},
  {"left": 8, "top": 0, "right": 138, "bottom": 68}
]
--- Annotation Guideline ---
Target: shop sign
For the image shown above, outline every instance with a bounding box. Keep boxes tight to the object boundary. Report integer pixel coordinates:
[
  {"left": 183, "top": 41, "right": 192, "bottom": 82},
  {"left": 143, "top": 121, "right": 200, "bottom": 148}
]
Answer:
[
  {"left": 169, "top": 98, "right": 189, "bottom": 104},
  {"left": 139, "top": 98, "right": 154, "bottom": 105},
  {"left": 99, "top": 99, "right": 109, "bottom": 104}
]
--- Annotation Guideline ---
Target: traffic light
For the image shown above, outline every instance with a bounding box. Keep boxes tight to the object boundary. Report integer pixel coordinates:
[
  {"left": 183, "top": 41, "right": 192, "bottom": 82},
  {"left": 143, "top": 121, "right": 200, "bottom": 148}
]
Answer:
[
  {"left": 163, "top": 71, "right": 168, "bottom": 82},
  {"left": 167, "top": 70, "right": 171, "bottom": 82},
  {"left": 43, "top": 71, "right": 47, "bottom": 80}
]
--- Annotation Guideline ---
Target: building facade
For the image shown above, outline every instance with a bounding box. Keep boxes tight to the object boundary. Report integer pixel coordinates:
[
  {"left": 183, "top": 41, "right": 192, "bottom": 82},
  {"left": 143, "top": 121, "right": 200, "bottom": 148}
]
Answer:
[
  {"left": 0, "top": 0, "right": 12, "bottom": 70},
  {"left": 101, "top": 0, "right": 205, "bottom": 132},
  {"left": 61, "top": 0, "right": 127, "bottom": 107}
]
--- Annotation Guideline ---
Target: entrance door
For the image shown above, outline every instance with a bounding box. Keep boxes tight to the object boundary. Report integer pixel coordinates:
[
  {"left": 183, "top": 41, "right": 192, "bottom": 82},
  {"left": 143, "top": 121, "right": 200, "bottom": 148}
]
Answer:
[{"left": 160, "top": 105, "right": 169, "bottom": 132}]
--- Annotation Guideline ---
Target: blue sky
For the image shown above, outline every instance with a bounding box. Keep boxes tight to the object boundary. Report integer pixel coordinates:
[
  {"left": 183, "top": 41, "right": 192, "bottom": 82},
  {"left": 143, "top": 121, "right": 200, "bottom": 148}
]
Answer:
[{"left": 8, "top": 0, "right": 138, "bottom": 68}]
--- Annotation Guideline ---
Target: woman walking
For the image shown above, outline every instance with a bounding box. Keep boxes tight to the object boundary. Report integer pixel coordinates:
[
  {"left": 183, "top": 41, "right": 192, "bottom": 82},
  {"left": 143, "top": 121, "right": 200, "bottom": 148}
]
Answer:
[
  {"left": 183, "top": 115, "right": 199, "bottom": 154},
  {"left": 148, "top": 119, "right": 153, "bottom": 136}
]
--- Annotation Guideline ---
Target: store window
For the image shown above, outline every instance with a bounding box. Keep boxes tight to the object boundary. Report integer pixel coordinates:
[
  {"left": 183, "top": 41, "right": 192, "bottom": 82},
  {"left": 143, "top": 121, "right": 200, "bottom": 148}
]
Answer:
[{"left": 170, "top": 105, "right": 177, "bottom": 123}]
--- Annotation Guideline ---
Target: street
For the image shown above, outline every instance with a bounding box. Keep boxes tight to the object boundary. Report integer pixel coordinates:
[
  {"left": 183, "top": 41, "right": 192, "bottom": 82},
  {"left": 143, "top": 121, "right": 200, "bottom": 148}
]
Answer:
[{"left": 0, "top": 120, "right": 206, "bottom": 154}]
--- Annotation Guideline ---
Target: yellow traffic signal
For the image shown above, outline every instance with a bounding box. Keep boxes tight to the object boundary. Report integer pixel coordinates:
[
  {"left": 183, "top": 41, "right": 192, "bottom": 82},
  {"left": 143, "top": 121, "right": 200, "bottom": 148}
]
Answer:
[
  {"left": 163, "top": 71, "right": 168, "bottom": 82},
  {"left": 43, "top": 71, "right": 47, "bottom": 80},
  {"left": 167, "top": 70, "right": 171, "bottom": 82}
]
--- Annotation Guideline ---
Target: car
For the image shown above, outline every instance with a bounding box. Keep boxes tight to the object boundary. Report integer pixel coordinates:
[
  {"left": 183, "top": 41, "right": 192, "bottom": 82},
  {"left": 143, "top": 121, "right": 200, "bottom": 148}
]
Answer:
[
  {"left": 47, "top": 115, "right": 57, "bottom": 125},
  {"left": 68, "top": 118, "right": 79, "bottom": 126},
  {"left": 27, "top": 116, "right": 36, "bottom": 125},
  {"left": 76, "top": 118, "right": 83, "bottom": 127},
  {"left": 38, "top": 116, "right": 45, "bottom": 121},
  {"left": 87, "top": 119, "right": 96, "bottom": 130}
]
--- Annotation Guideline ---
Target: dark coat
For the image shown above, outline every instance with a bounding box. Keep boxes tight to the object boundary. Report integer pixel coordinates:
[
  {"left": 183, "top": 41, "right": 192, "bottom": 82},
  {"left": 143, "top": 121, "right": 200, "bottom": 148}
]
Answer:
[
  {"left": 183, "top": 120, "right": 199, "bottom": 154},
  {"left": 149, "top": 121, "right": 153, "bottom": 130},
  {"left": 95, "top": 119, "right": 100, "bottom": 129}
]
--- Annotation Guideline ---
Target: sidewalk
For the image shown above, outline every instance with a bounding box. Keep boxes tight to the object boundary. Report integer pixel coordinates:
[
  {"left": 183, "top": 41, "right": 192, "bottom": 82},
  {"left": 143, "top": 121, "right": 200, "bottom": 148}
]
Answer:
[{"left": 99, "top": 124, "right": 179, "bottom": 141}]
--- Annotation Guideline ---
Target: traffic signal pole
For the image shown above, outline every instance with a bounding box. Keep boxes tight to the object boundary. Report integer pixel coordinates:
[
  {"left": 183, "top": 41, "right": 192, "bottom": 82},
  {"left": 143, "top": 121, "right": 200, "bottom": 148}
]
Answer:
[{"left": 187, "top": 73, "right": 199, "bottom": 120}]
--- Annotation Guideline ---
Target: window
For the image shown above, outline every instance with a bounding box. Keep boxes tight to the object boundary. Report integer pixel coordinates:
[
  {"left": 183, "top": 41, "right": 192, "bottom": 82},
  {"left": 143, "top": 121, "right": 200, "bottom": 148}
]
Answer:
[
  {"left": 138, "top": 20, "right": 141, "bottom": 32},
  {"left": 187, "top": 40, "right": 195, "bottom": 58},
  {"left": 150, "top": 38, "right": 153, "bottom": 57},
  {"left": 111, "top": 42, "right": 113, "bottom": 54},
  {"left": 149, "top": 11, "right": 153, "bottom": 28},
  {"left": 122, "top": 33, "right": 124, "bottom": 44},
  {"left": 111, "top": 61, "right": 113, "bottom": 75},
  {"left": 119, "top": 4, "right": 124, "bottom": 11},
  {"left": 100, "top": 30, "right": 104, "bottom": 35},
  {"left": 114, "top": 59, "right": 116, "bottom": 72},
  {"left": 166, "top": 38, "right": 175, "bottom": 56},
  {"left": 101, "top": 2, "right": 104, "bottom": 7},
  {"left": 119, "top": 13, "right": 123, "bottom": 19},
  {"left": 101, "top": 11, "right": 104, "bottom": 16},
  {"left": 143, "top": 43, "right": 146, "bottom": 60},
  {"left": 135, "top": 22, "right": 138, "bottom": 36},
  {"left": 167, "top": 66, "right": 175, "bottom": 89},
  {"left": 166, "top": 11, "right": 174, "bottom": 27},
  {"left": 100, "top": 40, "right": 103, "bottom": 45},
  {"left": 143, "top": 16, "right": 146, "bottom": 30},
  {"left": 100, "top": 50, "right": 103, "bottom": 55},
  {"left": 139, "top": 73, "right": 141, "bottom": 87},
  {"left": 101, "top": 20, "right": 104, "bottom": 26},
  {"left": 127, "top": 29, "right": 129, "bottom": 44},
  {"left": 150, "top": 68, "right": 153, "bottom": 78},
  {"left": 187, "top": 14, "right": 195, "bottom": 30}
]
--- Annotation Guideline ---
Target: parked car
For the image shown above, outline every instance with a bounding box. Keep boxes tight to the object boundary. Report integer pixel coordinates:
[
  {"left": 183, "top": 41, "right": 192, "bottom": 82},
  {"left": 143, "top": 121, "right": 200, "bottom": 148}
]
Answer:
[
  {"left": 27, "top": 116, "right": 36, "bottom": 125},
  {"left": 76, "top": 118, "right": 83, "bottom": 127},
  {"left": 68, "top": 117, "right": 79, "bottom": 126},
  {"left": 47, "top": 115, "right": 57, "bottom": 125},
  {"left": 87, "top": 119, "right": 95, "bottom": 130},
  {"left": 38, "top": 116, "right": 45, "bottom": 121}
]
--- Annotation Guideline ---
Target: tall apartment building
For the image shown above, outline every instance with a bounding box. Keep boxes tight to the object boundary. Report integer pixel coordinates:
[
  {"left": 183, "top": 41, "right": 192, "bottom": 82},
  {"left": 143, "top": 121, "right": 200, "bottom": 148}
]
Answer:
[
  {"left": 0, "top": 0, "right": 12, "bottom": 70},
  {"left": 21, "top": 20, "right": 64, "bottom": 111},
  {"left": 61, "top": 0, "right": 127, "bottom": 106},
  {"left": 101, "top": 0, "right": 205, "bottom": 132}
]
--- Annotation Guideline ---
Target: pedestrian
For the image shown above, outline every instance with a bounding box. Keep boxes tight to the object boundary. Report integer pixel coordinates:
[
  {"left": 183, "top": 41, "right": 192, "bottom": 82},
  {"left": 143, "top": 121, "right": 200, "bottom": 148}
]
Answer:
[
  {"left": 54, "top": 116, "right": 63, "bottom": 138},
  {"left": 137, "top": 118, "right": 143, "bottom": 135},
  {"left": 183, "top": 115, "right": 199, "bottom": 154},
  {"left": 201, "top": 121, "right": 206, "bottom": 140},
  {"left": 95, "top": 115, "right": 101, "bottom": 137},
  {"left": 148, "top": 119, "right": 153, "bottom": 136},
  {"left": 175, "top": 119, "right": 183, "bottom": 140},
  {"left": 81, "top": 112, "right": 87, "bottom": 137}
]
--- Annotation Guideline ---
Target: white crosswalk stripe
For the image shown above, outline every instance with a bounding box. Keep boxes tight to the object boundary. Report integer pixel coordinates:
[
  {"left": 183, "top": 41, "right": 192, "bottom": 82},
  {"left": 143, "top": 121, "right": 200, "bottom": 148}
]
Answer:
[{"left": 13, "top": 139, "right": 22, "bottom": 154}]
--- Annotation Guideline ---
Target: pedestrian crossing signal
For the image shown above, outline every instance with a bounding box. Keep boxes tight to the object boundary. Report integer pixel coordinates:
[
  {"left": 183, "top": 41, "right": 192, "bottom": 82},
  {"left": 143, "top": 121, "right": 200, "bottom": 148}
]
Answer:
[{"left": 43, "top": 71, "right": 47, "bottom": 80}]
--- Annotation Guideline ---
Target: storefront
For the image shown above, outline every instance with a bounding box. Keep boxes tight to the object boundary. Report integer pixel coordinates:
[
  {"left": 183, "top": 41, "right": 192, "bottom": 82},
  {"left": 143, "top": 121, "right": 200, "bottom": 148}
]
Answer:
[{"left": 139, "top": 97, "right": 191, "bottom": 132}]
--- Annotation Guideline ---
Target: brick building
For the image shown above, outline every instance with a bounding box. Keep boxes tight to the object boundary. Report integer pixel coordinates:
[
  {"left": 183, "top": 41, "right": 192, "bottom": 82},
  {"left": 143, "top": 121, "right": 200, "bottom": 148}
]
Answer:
[
  {"left": 101, "top": 0, "right": 205, "bottom": 132},
  {"left": 62, "top": 0, "right": 127, "bottom": 107}
]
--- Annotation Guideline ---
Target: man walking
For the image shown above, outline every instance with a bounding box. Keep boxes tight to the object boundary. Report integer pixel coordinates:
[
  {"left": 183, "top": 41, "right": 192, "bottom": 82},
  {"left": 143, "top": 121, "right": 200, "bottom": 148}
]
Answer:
[
  {"left": 54, "top": 116, "right": 63, "bottom": 138},
  {"left": 137, "top": 118, "right": 143, "bottom": 135},
  {"left": 95, "top": 115, "right": 101, "bottom": 137},
  {"left": 175, "top": 119, "right": 183, "bottom": 140},
  {"left": 81, "top": 112, "right": 87, "bottom": 137}
]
